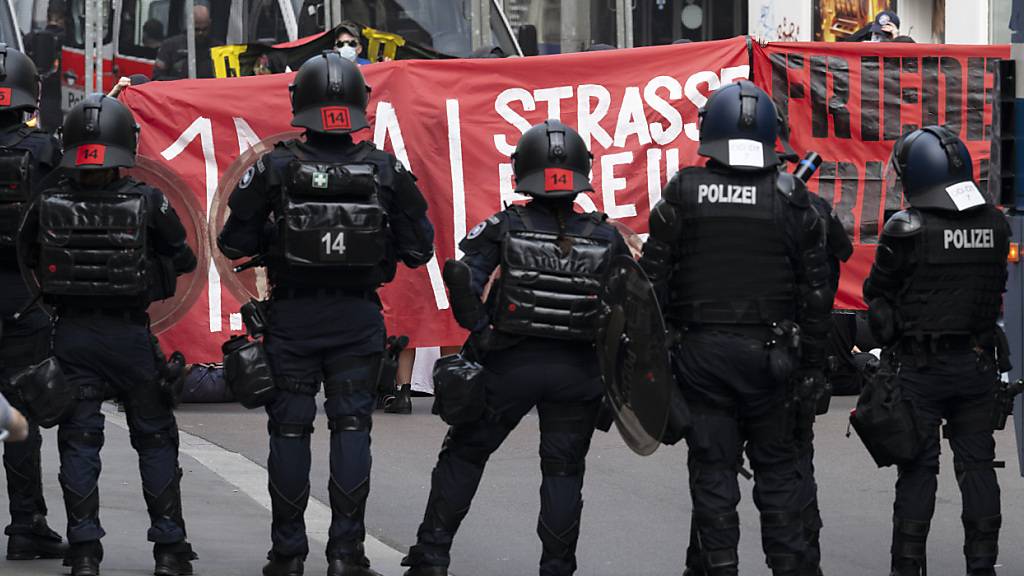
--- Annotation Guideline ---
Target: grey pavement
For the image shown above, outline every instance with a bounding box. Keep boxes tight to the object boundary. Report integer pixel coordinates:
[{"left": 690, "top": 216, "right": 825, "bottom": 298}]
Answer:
[{"left": 0, "top": 396, "right": 1022, "bottom": 576}]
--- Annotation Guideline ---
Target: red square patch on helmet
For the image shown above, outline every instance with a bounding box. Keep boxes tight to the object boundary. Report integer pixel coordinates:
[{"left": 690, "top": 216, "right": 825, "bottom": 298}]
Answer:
[
  {"left": 545, "top": 168, "right": 573, "bottom": 191},
  {"left": 0, "top": 88, "right": 11, "bottom": 107},
  {"left": 75, "top": 144, "right": 106, "bottom": 166},
  {"left": 321, "top": 107, "right": 351, "bottom": 130}
]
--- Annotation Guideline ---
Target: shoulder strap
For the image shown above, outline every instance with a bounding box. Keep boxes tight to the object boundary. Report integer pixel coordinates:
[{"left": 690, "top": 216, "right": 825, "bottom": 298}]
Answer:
[{"left": 0, "top": 125, "right": 36, "bottom": 150}]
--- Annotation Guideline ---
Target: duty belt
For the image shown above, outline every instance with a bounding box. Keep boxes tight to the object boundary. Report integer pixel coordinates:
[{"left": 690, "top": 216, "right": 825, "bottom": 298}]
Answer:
[
  {"left": 683, "top": 323, "right": 775, "bottom": 341},
  {"left": 271, "top": 286, "right": 375, "bottom": 301},
  {"left": 898, "top": 334, "right": 976, "bottom": 354}
]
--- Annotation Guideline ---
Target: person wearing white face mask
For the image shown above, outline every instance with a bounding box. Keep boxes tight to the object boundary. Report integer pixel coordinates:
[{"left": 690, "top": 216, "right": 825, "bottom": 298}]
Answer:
[{"left": 336, "top": 22, "right": 371, "bottom": 66}]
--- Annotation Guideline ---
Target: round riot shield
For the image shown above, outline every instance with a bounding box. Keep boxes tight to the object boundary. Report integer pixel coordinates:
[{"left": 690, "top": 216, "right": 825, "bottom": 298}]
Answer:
[
  {"left": 598, "top": 255, "right": 673, "bottom": 456},
  {"left": 127, "top": 156, "right": 209, "bottom": 333},
  {"left": 208, "top": 131, "right": 301, "bottom": 304},
  {"left": 18, "top": 159, "right": 208, "bottom": 334}
]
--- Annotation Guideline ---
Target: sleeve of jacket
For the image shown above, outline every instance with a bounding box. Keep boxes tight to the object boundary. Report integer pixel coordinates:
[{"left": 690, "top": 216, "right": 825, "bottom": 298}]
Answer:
[
  {"left": 383, "top": 157, "right": 435, "bottom": 268},
  {"left": 862, "top": 210, "right": 922, "bottom": 345},
  {"left": 639, "top": 174, "right": 685, "bottom": 305},
  {"left": 457, "top": 212, "right": 504, "bottom": 299},
  {"left": 148, "top": 187, "right": 197, "bottom": 275},
  {"left": 217, "top": 154, "right": 274, "bottom": 260},
  {"left": 788, "top": 194, "right": 834, "bottom": 370}
]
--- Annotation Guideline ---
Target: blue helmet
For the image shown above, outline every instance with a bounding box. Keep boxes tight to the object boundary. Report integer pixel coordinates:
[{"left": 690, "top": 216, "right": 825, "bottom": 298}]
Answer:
[
  {"left": 885, "top": 125, "right": 984, "bottom": 211},
  {"left": 698, "top": 80, "right": 780, "bottom": 171}
]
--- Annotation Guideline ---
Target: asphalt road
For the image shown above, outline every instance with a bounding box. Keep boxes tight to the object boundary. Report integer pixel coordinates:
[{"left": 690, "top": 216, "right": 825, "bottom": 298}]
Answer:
[{"left": 1, "top": 395, "right": 1022, "bottom": 576}]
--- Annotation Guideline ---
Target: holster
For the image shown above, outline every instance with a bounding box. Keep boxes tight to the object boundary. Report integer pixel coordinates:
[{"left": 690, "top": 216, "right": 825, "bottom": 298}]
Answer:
[
  {"left": 240, "top": 299, "right": 268, "bottom": 337},
  {"left": 432, "top": 344, "right": 487, "bottom": 426},
  {"left": 221, "top": 335, "right": 275, "bottom": 409},
  {"left": 152, "top": 335, "right": 186, "bottom": 408},
  {"left": 376, "top": 335, "right": 409, "bottom": 396},
  {"left": 12, "top": 356, "right": 77, "bottom": 428},
  {"left": 993, "top": 378, "right": 1024, "bottom": 431},
  {"left": 849, "top": 353, "right": 924, "bottom": 467},
  {"left": 767, "top": 320, "right": 800, "bottom": 384}
]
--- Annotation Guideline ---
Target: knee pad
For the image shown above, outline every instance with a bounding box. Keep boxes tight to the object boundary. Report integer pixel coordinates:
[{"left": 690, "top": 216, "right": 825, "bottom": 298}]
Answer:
[
  {"left": 130, "top": 428, "right": 179, "bottom": 451},
  {"left": 328, "top": 415, "right": 372, "bottom": 433},
  {"left": 268, "top": 422, "right": 315, "bottom": 438},
  {"left": 58, "top": 428, "right": 105, "bottom": 451}
]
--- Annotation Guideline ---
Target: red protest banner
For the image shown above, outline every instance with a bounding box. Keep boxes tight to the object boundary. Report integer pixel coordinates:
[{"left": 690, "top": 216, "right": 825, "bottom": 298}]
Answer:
[
  {"left": 121, "top": 37, "right": 751, "bottom": 361},
  {"left": 753, "top": 41, "right": 1010, "bottom": 309}
]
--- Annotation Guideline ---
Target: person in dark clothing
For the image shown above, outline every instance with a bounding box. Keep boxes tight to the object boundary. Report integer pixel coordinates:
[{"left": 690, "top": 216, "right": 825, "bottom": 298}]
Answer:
[
  {"left": 399, "top": 119, "right": 629, "bottom": 576},
  {"left": 19, "top": 94, "right": 198, "bottom": 576},
  {"left": 217, "top": 51, "right": 434, "bottom": 576},
  {"left": 641, "top": 80, "right": 832, "bottom": 576},
  {"left": 153, "top": 4, "right": 214, "bottom": 80},
  {"left": 864, "top": 126, "right": 1010, "bottom": 576},
  {"left": 0, "top": 42, "right": 68, "bottom": 563}
]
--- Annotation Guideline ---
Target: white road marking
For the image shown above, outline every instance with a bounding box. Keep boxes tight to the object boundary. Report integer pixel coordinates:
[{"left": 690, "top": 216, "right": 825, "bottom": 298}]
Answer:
[{"left": 103, "top": 407, "right": 411, "bottom": 576}]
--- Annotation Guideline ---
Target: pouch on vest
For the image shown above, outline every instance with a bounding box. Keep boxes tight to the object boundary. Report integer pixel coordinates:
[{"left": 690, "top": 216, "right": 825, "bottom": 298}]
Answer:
[
  {"left": 0, "top": 149, "right": 31, "bottom": 247},
  {"left": 280, "top": 159, "right": 387, "bottom": 269},
  {"left": 432, "top": 352, "right": 486, "bottom": 426},
  {"left": 12, "top": 357, "right": 77, "bottom": 428},
  {"left": 222, "top": 335, "right": 275, "bottom": 409},
  {"left": 849, "top": 356, "right": 923, "bottom": 467}
]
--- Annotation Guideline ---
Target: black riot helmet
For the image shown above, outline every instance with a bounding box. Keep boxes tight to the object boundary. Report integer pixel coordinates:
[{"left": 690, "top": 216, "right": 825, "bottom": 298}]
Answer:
[
  {"left": 698, "top": 79, "right": 780, "bottom": 171},
  {"left": 883, "top": 125, "right": 985, "bottom": 211},
  {"left": 512, "top": 120, "right": 593, "bottom": 199},
  {"left": 290, "top": 50, "right": 370, "bottom": 134},
  {"left": 60, "top": 94, "right": 140, "bottom": 170},
  {"left": 0, "top": 43, "right": 40, "bottom": 112}
]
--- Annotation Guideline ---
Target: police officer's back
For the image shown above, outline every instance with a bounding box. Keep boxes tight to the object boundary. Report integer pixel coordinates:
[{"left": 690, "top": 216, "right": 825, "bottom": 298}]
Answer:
[
  {"left": 0, "top": 42, "right": 67, "bottom": 563},
  {"left": 217, "top": 51, "right": 434, "bottom": 576},
  {"left": 863, "top": 126, "right": 1009, "bottom": 576},
  {"left": 19, "top": 94, "right": 198, "bottom": 576},
  {"left": 640, "top": 80, "right": 832, "bottom": 576},
  {"left": 400, "top": 120, "right": 629, "bottom": 576}
]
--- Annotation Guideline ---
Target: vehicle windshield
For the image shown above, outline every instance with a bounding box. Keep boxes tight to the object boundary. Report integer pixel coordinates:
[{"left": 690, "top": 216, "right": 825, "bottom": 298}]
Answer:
[
  {"left": 298, "top": 0, "right": 518, "bottom": 58},
  {"left": 0, "top": 1, "right": 21, "bottom": 48}
]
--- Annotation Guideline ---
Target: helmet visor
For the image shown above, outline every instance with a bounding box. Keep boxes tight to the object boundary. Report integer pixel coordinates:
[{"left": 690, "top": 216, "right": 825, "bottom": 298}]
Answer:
[{"left": 882, "top": 154, "right": 904, "bottom": 204}]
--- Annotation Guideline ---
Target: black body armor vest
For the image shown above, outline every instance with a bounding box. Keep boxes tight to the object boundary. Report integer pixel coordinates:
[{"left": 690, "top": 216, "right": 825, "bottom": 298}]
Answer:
[
  {"left": 275, "top": 143, "right": 388, "bottom": 279},
  {"left": 37, "top": 180, "right": 150, "bottom": 298},
  {"left": 666, "top": 167, "right": 797, "bottom": 325},
  {"left": 899, "top": 207, "right": 1008, "bottom": 337},
  {"left": 0, "top": 129, "right": 35, "bottom": 247},
  {"left": 491, "top": 208, "right": 611, "bottom": 340}
]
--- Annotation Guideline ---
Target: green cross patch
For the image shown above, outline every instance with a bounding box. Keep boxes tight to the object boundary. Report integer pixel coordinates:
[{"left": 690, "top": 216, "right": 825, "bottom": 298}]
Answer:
[{"left": 312, "top": 171, "right": 329, "bottom": 189}]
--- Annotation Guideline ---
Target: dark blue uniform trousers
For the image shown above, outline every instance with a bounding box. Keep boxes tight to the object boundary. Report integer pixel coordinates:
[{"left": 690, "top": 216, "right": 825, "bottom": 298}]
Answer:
[
  {"left": 53, "top": 314, "right": 185, "bottom": 547},
  {"left": 404, "top": 339, "right": 603, "bottom": 576},
  {"left": 262, "top": 294, "right": 384, "bottom": 561}
]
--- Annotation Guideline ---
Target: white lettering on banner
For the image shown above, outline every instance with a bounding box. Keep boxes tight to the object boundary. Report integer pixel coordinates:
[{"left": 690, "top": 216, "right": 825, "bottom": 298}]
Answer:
[
  {"left": 373, "top": 101, "right": 449, "bottom": 311},
  {"left": 647, "top": 148, "right": 662, "bottom": 213},
  {"left": 601, "top": 152, "right": 636, "bottom": 219},
  {"left": 446, "top": 99, "right": 467, "bottom": 259},
  {"left": 613, "top": 86, "right": 653, "bottom": 148},
  {"left": 494, "top": 88, "right": 536, "bottom": 156},
  {"left": 683, "top": 71, "right": 720, "bottom": 141},
  {"left": 161, "top": 117, "right": 221, "bottom": 332},
  {"left": 645, "top": 76, "right": 683, "bottom": 146},
  {"left": 534, "top": 86, "right": 574, "bottom": 120},
  {"left": 943, "top": 228, "right": 995, "bottom": 250},
  {"left": 698, "top": 183, "right": 757, "bottom": 205},
  {"left": 577, "top": 84, "right": 613, "bottom": 149}
]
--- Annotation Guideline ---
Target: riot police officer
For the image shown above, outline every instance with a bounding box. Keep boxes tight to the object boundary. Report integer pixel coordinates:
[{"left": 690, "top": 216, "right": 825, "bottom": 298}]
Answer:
[
  {"left": 399, "top": 119, "right": 629, "bottom": 576},
  {"left": 0, "top": 43, "right": 66, "bottom": 561},
  {"left": 217, "top": 51, "right": 435, "bottom": 576},
  {"left": 640, "top": 80, "right": 832, "bottom": 576},
  {"left": 864, "top": 126, "right": 1009, "bottom": 576},
  {"left": 20, "top": 94, "right": 198, "bottom": 576}
]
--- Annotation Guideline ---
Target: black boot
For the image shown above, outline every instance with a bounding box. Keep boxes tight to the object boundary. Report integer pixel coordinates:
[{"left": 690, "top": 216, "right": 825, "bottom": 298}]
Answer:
[
  {"left": 385, "top": 385, "right": 413, "bottom": 414},
  {"left": 154, "top": 541, "right": 197, "bottom": 576},
  {"left": 64, "top": 541, "right": 103, "bottom": 576},
  {"left": 327, "top": 555, "right": 382, "bottom": 576},
  {"left": 263, "top": 552, "right": 304, "bottom": 576},
  {"left": 890, "top": 517, "right": 929, "bottom": 576},
  {"left": 5, "top": 513, "right": 68, "bottom": 560},
  {"left": 403, "top": 566, "right": 449, "bottom": 576}
]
